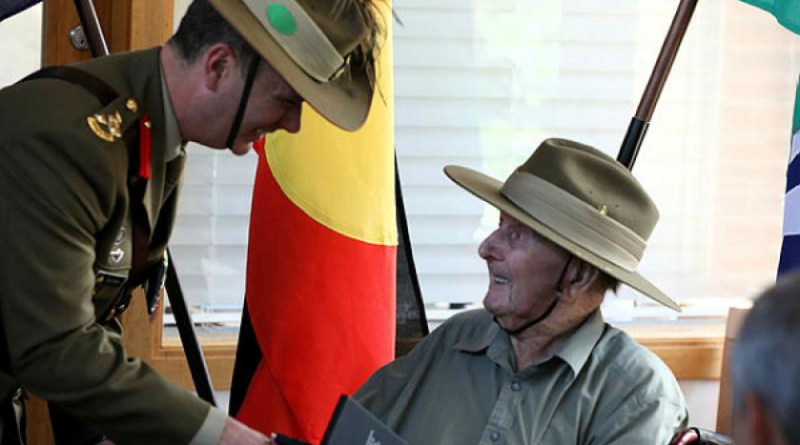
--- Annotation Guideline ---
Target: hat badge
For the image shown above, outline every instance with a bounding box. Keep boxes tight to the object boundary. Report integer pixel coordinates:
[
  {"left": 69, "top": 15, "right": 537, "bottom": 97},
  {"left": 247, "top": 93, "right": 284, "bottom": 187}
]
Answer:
[{"left": 267, "top": 3, "right": 297, "bottom": 36}]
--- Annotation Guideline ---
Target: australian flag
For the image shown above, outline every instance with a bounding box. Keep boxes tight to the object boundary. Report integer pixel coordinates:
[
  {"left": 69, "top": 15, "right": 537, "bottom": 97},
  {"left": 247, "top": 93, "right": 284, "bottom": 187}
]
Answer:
[
  {"left": 0, "top": 0, "right": 43, "bottom": 22},
  {"left": 737, "top": 1, "right": 800, "bottom": 276},
  {"left": 778, "top": 79, "right": 800, "bottom": 276}
]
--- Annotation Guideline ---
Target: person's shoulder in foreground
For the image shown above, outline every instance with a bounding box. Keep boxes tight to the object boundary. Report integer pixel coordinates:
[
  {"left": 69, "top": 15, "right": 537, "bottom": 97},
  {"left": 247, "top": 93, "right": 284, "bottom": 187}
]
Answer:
[{"left": 733, "top": 272, "right": 800, "bottom": 445}]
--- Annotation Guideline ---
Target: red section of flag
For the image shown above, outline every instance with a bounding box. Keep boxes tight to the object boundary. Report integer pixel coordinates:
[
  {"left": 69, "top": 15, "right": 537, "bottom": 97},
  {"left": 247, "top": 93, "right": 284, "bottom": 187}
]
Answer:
[{"left": 237, "top": 148, "right": 396, "bottom": 444}]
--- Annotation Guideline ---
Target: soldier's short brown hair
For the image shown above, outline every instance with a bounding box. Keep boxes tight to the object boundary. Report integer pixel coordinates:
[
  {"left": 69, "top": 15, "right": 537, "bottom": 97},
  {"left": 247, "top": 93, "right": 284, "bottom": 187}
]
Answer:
[{"left": 168, "top": 0, "right": 259, "bottom": 76}]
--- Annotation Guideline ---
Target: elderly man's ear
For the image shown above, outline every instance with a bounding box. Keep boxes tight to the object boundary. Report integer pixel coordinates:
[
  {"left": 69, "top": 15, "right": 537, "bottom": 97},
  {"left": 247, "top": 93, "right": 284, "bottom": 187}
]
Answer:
[{"left": 562, "top": 260, "right": 600, "bottom": 298}]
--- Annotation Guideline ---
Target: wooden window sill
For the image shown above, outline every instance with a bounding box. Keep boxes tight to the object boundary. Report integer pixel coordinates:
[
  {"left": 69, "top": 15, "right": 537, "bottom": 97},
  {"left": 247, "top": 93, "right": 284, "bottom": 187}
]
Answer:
[{"left": 152, "top": 324, "right": 725, "bottom": 391}]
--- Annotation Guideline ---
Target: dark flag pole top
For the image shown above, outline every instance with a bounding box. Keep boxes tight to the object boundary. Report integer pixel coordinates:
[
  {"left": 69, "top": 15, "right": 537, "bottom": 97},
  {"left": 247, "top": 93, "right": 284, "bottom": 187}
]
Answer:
[{"left": 617, "top": 0, "right": 699, "bottom": 170}]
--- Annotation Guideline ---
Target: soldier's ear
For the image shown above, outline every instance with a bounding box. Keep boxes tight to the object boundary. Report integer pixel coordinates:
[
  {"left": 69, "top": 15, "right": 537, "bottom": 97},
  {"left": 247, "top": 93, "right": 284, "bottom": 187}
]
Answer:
[{"left": 202, "top": 43, "right": 239, "bottom": 91}]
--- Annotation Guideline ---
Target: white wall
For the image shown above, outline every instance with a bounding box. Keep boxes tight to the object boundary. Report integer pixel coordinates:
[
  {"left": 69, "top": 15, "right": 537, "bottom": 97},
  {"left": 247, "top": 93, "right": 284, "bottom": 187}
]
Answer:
[
  {"left": 0, "top": 4, "right": 41, "bottom": 85},
  {"left": 680, "top": 380, "right": 720, "bottom": 431}
]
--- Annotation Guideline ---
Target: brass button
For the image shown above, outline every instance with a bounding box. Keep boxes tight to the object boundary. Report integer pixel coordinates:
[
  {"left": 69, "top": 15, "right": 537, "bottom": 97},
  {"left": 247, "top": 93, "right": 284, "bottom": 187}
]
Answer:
[
  {"left": 126, "top": 99, "right": 139, "bottom": 113},
  {"left": 144, "top": 120, "right": 152, "bottom": 129}
]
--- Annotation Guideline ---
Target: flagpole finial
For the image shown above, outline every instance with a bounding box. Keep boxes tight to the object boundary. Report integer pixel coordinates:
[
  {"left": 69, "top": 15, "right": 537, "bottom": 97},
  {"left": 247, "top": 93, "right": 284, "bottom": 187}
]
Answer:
[{"left": 617, "top": 0, "right": 698, "bottom": 170}]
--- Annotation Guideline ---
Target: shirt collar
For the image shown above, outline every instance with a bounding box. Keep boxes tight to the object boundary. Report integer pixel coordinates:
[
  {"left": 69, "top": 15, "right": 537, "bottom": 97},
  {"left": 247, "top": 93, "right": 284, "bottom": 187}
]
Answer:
[
  {"left": 160, "top": 64, "right": 183, "bottom": 162},
  {"left": 551, "top": 309, "right": 606, "bottom": 375},
  {"left": 452, "top": 309, "right": 606, "bottom": 376},
  {"left": 452, "top": 314, "right": 501, "bottom": 354}
]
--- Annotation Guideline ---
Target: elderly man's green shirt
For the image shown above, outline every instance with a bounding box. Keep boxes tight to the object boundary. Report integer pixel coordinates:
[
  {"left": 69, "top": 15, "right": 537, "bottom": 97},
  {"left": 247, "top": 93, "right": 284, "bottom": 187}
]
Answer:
[{"left": 355, "top": 309, "right": 688, "bottom": 445}]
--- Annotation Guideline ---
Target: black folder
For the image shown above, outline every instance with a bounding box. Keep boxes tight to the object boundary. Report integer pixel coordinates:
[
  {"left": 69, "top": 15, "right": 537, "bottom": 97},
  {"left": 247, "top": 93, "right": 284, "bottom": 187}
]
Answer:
[{"left": 273, "top": 395, "right": 408, "bottom": 445}]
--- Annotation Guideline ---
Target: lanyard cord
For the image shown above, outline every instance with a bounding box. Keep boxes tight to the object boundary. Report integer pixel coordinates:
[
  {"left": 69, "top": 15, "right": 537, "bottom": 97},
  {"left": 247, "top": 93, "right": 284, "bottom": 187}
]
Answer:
[
  {"left": 502, "top": 255, "right": 572, "bottom": 336},
  {"left": 225, "top": 57, "right": 261, "bottom": 149}
]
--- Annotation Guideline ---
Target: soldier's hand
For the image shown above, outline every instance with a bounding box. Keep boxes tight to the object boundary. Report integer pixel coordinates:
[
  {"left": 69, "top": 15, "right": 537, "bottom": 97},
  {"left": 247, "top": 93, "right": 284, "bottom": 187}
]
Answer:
[{"left": 219, "top": 417, "right": 272, "bottom": 444}]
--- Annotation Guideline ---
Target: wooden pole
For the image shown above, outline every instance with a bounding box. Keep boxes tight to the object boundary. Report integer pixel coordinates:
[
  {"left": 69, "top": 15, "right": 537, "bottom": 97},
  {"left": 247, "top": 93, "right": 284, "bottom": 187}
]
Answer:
[{"left": 617, "top": 0, "right": 699, "bottom": 170}]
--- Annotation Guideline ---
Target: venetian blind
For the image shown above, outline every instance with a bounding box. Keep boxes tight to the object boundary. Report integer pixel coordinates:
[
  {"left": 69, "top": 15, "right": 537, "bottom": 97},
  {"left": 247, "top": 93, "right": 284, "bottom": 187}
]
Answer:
[
  {"left": 1, "top": 1, "right": 797, "bottom": 328},
  {"left": 391, "top": 0, "right": 800, "bottom": 323}
]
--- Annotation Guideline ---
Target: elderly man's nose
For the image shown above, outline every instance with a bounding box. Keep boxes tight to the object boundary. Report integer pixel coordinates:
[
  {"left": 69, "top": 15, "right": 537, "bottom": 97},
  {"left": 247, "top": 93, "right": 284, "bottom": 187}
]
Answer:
[{"left": 479, "top": 230, "right": 501, "bottom": 260}]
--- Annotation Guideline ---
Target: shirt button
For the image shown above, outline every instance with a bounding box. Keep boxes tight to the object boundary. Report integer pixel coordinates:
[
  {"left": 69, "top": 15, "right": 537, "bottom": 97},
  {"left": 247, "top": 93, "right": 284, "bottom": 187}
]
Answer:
[
  {"left": 511, "top": 381, "right": 521, "bottom": 391},
  {"left": 490, "top": 431, "right": 500, "bottom": 442}
]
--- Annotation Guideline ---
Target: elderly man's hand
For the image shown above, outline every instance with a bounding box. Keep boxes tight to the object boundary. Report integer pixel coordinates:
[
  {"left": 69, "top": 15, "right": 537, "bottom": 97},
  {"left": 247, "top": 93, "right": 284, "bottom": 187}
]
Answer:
[{"left": 220, "top": 417, "right": 272, "bottom": 444}]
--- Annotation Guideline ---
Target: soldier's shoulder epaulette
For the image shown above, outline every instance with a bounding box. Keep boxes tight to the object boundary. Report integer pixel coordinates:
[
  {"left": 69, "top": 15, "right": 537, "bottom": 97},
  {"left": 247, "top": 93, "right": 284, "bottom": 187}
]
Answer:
[{"left": 85, "top": 95, "right": 143, "bottom": 143}]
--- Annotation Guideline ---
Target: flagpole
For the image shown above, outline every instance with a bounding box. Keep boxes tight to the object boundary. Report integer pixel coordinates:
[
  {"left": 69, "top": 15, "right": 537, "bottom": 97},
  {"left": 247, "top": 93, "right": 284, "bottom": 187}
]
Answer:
[
  {"left": 617, "top": 0, "right": 699, "bottom": 170},
  {"left": 72, "top": 0, "right": 108, "bottom": 58}
]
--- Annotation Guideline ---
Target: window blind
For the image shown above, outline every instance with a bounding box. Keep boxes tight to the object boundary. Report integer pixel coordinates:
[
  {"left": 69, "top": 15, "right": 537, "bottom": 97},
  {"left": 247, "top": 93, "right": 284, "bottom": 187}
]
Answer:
[{"left": 391, "top": 0, "right": 800, "bottom": 322}]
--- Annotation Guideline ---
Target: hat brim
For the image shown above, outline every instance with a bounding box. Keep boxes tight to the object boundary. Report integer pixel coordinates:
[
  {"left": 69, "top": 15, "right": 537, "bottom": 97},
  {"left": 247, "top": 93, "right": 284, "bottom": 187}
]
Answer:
[
  {"left": 445, "top": 165, "right": 680, "bottom": 312},
  {"left": 209, "top": 0, "right": 373, "bottom": 131}
]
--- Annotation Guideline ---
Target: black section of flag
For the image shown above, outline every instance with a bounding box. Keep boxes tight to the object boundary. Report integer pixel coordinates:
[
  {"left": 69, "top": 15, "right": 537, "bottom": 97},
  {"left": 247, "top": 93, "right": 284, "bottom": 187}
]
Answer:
[
  {"left": 0, "top": 0, "right": 43, "bottom": 22},
  {"left": 394, "top": 157, "right": 429, "bottom": 357},
  {"left": 229, "top": 302, "right": 262, "bottom": 417}
]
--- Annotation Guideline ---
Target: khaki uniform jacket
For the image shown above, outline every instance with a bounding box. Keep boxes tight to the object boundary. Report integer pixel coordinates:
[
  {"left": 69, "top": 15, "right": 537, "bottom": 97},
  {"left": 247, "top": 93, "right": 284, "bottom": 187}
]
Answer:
[{"left": 0, "top": 48, "right": 211, "bottom": 444}]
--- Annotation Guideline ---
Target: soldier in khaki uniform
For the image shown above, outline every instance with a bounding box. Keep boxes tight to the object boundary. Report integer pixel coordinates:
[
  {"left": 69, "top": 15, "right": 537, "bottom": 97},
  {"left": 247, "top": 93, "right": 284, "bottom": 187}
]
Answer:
[{"left": 0, "top": 0, "right": 384, "bottom": 444}]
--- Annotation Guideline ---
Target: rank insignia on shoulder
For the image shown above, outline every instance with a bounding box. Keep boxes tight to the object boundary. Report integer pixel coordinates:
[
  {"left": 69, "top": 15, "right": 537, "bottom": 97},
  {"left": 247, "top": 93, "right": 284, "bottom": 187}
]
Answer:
[{"left": 87, "top": 111, "right": 123, "bottom": 142}]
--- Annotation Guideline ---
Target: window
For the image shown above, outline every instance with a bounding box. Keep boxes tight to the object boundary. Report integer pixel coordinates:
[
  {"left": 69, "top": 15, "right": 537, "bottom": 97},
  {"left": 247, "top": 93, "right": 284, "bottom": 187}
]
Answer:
[
  {"left": 0, "top": 4, "right": 41, "bottom": 85},
  {"left": 166, "top": 0, "right": 258, "bottom": 341},
  {"left": 167, "top": 0, "right": 800, "bottom": 335},
  {"left": 393, "top": 0, "right": 800, "bottom": 326}
]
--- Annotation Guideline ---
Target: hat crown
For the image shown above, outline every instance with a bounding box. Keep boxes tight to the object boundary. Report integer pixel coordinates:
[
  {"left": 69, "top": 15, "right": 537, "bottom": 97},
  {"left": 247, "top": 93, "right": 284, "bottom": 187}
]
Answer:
[
  {"left": 517, "top": 138, "right": 659, "bottom": 241},
  {"left": 209, "top": 0, "right": 380, "bottom": 130},
  {"left": 293, "top": 0, "right": 369, "bottom": 58},
  {"left": 443, "top": 138, "right": 678, "bottom": 311}
]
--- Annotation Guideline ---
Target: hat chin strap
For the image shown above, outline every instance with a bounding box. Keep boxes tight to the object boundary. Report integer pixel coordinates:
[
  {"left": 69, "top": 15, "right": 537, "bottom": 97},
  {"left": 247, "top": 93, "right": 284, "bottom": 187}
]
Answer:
[
  {"left": 500, "top": 256, "right": 571, "bottom": 336},
  {"left": 226, "top": 57, "right": 261, "bottom": 150}
]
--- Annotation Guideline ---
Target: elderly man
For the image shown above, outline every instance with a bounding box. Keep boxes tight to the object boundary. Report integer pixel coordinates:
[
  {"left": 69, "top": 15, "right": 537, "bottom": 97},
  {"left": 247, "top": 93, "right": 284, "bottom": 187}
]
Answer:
[
  {"left": 0, "top": 0, "right": 384, "bottom": 444},
  {"left": 732, "top": 273, "right": 800, "bottom": 445},
  {"left": 356, "top": 138, "right": 688, "bottom": 444}
]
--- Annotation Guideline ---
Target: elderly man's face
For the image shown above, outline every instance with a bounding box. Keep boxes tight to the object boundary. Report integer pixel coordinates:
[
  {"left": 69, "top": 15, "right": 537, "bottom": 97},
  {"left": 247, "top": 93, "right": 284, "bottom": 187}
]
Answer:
[{"left": 478, "top": 212, "right": 569, "bottom": 331}]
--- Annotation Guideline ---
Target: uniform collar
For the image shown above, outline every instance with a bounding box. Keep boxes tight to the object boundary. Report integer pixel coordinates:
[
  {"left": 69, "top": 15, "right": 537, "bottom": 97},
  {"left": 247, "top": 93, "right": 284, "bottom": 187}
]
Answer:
[
  {"left": 75, "top": 47, "right": 174, "bottom": 230},
  {"left": 453, "top": 309, "right": 606, "bottom": 376},
  {"left": 160, "top": 66, "right": 183, "bottom": 162}
]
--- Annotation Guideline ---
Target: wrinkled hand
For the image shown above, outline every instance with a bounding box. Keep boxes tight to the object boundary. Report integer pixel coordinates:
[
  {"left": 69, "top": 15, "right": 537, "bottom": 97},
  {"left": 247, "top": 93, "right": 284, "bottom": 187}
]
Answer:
[
  {"left": 219, "top": 417, "right": 272, "bottom": 444},
  {"left": 669, "top": 429, "right": 699, "bottom": 445}
]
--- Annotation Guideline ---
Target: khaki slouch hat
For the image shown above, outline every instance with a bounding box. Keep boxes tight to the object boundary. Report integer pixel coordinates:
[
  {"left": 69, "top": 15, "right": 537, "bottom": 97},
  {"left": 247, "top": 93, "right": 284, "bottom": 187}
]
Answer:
[
  {"left": 209, "top": 0, "right": 385, "bottom": 131},
  {"left": 445, "top": 138, "right": 679, "bottom": 311}
]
